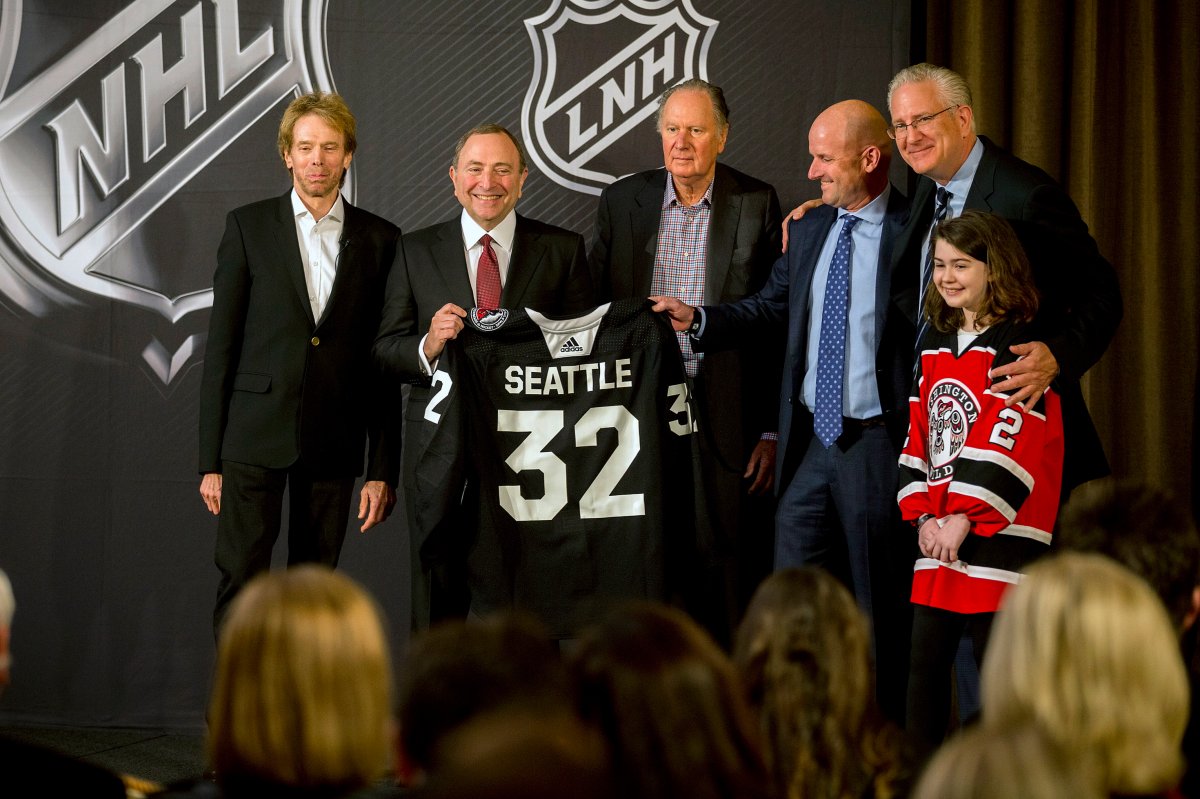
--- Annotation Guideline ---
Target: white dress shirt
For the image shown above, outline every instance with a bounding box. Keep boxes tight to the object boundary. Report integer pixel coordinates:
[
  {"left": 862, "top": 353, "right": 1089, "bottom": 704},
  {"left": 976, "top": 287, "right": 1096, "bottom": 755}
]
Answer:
[{"left": 290, "top": 190, "right": 346, "bottom": 321}]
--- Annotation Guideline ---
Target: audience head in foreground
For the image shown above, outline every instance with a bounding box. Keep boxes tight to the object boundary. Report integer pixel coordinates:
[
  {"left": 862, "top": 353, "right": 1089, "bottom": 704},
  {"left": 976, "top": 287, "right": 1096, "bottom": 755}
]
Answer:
[
  {"left": 912, "top": 724, "right": 1099, "bottom": 799},
  {"left": 734, "top": 567, "right": 913, "bottom": 799},
  {"left": 395, "top": 612, "right": 596, "bottom": 787},
  {"left": 981, "top": 552, "right": 1188, "bottom": 796},
  {"left": 208, "top": 565, "right": 394, "bottom": 796},
  {"left": 1058, "top": 479, "right": 1200, "bottom": 633},
  {"left": 570, "top": 602, "right": 769, "bottom": 799}
]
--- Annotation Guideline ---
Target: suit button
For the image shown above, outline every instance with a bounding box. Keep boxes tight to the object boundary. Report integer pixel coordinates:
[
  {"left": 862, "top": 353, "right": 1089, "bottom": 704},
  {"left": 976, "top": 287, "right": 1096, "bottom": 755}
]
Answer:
[{"left": 311, "top": 336, "right": 320, "bottom": 346}]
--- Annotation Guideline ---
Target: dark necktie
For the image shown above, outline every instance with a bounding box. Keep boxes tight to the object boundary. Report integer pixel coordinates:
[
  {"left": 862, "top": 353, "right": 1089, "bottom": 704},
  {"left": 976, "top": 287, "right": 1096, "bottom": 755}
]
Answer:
[
  {"left": 814, "top": 214, "right": 860, "bottom": 448},
  {"left": 476, "top": 233, "right": 501, "bottom": 309},
  {"left": 915, "top": 187, "right": 952, "bottom": 349}
]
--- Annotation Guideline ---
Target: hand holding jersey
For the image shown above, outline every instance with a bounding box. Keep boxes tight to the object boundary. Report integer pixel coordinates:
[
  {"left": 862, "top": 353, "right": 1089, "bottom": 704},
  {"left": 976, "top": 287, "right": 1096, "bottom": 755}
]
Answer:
[{"left": 413, "top": 299, "right": 697, "bottom": 638}]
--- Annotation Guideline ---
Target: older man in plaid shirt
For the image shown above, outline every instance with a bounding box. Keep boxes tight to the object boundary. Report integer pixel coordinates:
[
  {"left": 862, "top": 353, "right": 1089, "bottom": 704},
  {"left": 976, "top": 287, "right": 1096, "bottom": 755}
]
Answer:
[{"left": 588, "top": 78, "right": 783, "bottom": 646}]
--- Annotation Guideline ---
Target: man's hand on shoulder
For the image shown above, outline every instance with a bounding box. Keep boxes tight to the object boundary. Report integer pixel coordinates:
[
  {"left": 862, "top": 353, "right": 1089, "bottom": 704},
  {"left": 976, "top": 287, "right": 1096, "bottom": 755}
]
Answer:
[
  {"left": 989, "top": 341, "right": 1059, "bottom": 408},
  {"left": 780, "top": 198, "right": 825, "bottom": 250}
]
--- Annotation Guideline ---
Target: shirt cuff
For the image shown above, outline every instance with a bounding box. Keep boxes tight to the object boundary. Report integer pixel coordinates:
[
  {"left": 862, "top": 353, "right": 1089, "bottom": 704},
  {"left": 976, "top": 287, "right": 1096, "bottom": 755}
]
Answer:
[{"left": 417, "top": 334, "right": 437, "bottom": 375}]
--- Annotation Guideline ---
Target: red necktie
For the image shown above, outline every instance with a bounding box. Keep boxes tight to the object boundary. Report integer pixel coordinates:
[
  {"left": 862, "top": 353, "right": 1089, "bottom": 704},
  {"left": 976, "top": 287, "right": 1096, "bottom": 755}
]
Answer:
[{"left": 476, "top": 234, "right": 501, "bottom": 309}]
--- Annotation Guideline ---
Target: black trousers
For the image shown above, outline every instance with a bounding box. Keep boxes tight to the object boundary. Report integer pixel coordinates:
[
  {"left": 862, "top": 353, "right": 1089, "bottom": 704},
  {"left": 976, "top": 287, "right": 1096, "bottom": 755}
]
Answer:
[
  {"left": 907, "top": 603, "right": 995, "bottom": 748},
  {"left": 213, "top": 460, "right": 355, "bottom": 636}
]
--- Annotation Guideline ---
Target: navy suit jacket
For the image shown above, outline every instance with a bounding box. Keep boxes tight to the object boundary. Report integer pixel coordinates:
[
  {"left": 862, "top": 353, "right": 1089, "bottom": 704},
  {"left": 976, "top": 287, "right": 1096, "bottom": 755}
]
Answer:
[
  {"left": 701, "top": 188, "right": 914, "bottom": 489},
  {"left": 198, "top": 192, "right": 402, "bottom": 483},
  {"left": 589, "top": 163, "right": 783, "bottom": 471},
  {"left": 894, "top": 136, "right": 1122, "bottom": 490}
]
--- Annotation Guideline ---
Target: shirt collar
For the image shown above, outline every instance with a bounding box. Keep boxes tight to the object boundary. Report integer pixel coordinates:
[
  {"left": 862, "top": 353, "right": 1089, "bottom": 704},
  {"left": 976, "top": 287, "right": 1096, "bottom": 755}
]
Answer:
[
  {"left": 837, "top": 184, "right": 890, "bottom": 226},
  {"left": 290, "top": 189, "right": 345, "bottom": 224},
  {"left": 942, "top": 137, "right": 985, "bottom": 200},
  {"left": 662, "top": 173, "right": 714, "bottom": 210},
  {"left": 460, "top": 208, "right": 517, "bottom": 253}
]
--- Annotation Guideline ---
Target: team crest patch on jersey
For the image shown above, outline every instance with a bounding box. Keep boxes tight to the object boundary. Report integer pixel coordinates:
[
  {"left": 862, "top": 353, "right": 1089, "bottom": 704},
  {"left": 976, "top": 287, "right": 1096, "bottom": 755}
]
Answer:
[
  {"left": 927, "top": 379, "right": 981, "bottom": 483},
  {"left": 472, "top": 308, "right": 510, "bottom": 331}
]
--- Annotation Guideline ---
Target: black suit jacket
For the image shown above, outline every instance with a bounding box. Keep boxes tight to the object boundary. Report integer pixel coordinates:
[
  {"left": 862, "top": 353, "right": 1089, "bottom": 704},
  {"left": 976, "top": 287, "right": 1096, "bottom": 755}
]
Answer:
[
  {"left": 373, "top": 213, "right": 593, "bottom": 423},
  {"left": 895, "top": 136, "right": 1122, "bottom": 490},
  {"left": 198, "top": 192, "right": 401, "bottom": 483},
  {"left": 588, "top": 163, "right": 783, "bottom": 470},
  {"left": 701, "top": 188, "right": 914, "bottom": 488}
]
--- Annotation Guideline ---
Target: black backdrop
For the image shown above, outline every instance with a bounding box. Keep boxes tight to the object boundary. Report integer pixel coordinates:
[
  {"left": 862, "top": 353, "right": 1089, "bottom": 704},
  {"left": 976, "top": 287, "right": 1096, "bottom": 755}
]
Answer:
[{"left": 0, "top": 0, "right": 908, "bottom": 729}]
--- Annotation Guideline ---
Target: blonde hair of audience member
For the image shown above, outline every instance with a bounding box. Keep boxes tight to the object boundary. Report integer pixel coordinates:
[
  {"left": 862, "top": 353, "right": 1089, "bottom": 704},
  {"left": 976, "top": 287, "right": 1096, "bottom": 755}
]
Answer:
[
  {"left": 912, "top": 724, "right": 1099, "bottom": 799},
  {"left": 570, "top": 602, "right": 769, "bottom": 799},
  {"left": 981, "top": 552, "right": 1188, "bottom": 796},
  {"left": 734, "top": 568, "right": 910, "bottom": 799},
  {"left": 208, "top": 565, "right": 393, "bottom": 792}
]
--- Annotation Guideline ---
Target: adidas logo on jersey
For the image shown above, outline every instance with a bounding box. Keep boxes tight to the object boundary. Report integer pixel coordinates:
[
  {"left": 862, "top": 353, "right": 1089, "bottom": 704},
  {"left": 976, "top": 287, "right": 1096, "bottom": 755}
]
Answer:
[{"left": 559, "top": 336, "right": 584, "bottom": 354}]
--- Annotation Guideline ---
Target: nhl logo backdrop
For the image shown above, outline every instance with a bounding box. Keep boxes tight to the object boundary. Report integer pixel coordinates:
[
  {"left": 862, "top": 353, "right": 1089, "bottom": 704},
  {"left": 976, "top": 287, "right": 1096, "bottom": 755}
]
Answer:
[
  {"left": 522, "top": 0, "right": 717, "bottom": 195},
  {"left": 0, "top": 0, "right": 909, "bottom": 731},
  {"left": 0, "top": 0, "right": 340, "bottom": 384}
]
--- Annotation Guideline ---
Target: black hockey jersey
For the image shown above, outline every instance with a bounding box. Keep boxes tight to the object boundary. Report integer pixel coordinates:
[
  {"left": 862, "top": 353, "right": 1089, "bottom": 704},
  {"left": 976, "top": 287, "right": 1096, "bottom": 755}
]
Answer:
[{"left": 413, "top": 299, "right": 696, "bottom": 637}]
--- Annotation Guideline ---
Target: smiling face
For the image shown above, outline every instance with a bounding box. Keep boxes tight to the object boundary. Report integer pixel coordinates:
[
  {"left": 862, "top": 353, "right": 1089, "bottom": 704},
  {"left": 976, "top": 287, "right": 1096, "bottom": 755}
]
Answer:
[
  {"left": 806, "top": 116, "right": 872, "bottom": 211},
  {"left": 659, "top": 88, "right": 727, "bottom": 190},
  {"left": 888, "top": 80, "right": 974, "bottom": 183},
  {"left": 449, "top": 132, "right": 528, "bottom": 230},
  {"left": 932, "top": 238, "right": 989, "bottom": 318},
  {"left": 283, "top": 113, "right": 352, "bottom": 205}
]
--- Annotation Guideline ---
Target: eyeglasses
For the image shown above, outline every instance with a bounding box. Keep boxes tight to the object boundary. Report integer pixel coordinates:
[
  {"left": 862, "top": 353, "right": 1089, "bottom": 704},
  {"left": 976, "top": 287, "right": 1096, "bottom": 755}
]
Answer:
[{"left": 887, "top": 105, "right": 958, "bottom": 139}]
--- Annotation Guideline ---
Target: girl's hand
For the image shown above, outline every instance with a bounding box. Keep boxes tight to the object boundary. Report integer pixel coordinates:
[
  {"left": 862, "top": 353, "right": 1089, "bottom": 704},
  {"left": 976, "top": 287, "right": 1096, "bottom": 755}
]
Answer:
[{"left": 928, "top": 514, "right": 971, "bottom": 563}]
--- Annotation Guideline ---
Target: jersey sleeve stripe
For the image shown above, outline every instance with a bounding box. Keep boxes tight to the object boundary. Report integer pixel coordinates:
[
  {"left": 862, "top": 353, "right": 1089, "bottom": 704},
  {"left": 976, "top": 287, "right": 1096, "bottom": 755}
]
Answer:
[{"left": 959, "top": 446, "right": 1035, "bottom": 488}]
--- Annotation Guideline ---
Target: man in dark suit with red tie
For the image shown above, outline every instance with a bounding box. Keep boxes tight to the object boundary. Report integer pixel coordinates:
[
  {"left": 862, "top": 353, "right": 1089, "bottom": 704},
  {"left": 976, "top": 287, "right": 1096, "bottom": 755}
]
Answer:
[
  {"left": 373, "top": 123, "right": 593, "bottom": 629},
  {"left": 199, "top": 92, "right": 402, "bottom": 634}
]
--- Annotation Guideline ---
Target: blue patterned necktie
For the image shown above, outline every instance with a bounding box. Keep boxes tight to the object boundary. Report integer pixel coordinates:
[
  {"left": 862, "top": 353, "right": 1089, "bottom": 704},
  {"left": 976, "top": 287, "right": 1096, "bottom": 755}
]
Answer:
[
  {"left": 915, "top": 186, "right": 953, "bottom": 350},
  {"left": 814, "top": 214, "right": 860, "bottom": 448}
]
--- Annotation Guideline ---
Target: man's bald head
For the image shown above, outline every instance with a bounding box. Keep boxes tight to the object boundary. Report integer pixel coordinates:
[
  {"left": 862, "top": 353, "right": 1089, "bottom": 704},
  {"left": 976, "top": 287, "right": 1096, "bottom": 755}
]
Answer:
[{"left": 806, "top": 100, "right": 891, "bottom": 211}]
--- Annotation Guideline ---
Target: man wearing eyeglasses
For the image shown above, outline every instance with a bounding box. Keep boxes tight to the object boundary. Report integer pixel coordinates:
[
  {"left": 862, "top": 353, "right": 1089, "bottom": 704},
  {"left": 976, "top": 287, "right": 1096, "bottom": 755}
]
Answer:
[{"left": 886, "top": 63, "right": 1120, "bottom": 498}]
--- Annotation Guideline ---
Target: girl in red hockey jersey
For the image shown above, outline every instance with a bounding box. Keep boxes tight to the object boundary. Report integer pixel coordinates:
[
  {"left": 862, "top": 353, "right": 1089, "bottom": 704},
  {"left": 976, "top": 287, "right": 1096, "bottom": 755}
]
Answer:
[{"left": 897, "top": 210, "right": 1064, "bottom": 747}]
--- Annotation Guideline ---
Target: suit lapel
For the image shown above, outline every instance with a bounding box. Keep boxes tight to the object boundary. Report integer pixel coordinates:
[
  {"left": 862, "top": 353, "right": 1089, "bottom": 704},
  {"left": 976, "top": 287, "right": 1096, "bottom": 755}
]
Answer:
[
  {"left": 964, "top": 136, "right": 999, "bottom": 211},
  {"left": 502, "top": 215, "right": 541, "bottom": 307},
  {"left": 794, "top": 210, "right": 834, "bottom": 313},
  {"left": 705, "top": 165, "right": 739, "bottom": 304},
  {"left": 630, "top": 172, "right": 665, "bottom": 296},
  {"left": 273, "top": 192, "right": 316, "bottom": 326},
  {"left": 877, "top": 188, "right": 912, "bottom": 339},
  {"left": 434, "top": 219, "right": 475, "bottom": 306},
  {"left": 317, "top": 200, "right": 358, "bottom": 327}
]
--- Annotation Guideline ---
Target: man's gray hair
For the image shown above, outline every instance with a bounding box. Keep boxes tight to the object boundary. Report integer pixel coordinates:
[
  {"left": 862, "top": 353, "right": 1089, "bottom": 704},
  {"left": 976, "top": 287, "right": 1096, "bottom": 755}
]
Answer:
[
  {"left": 655, "top": 78, "right": 729, "bottom": 133},
  {"left": 887, "top": 63, "right": 977, "bottom": 132}
]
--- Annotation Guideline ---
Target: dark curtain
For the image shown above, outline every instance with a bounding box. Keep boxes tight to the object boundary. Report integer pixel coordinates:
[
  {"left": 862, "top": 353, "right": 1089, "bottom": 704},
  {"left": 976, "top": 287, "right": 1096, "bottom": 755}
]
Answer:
[{"left": 922, "top": 0, "right": 1200, "bottom": 505}]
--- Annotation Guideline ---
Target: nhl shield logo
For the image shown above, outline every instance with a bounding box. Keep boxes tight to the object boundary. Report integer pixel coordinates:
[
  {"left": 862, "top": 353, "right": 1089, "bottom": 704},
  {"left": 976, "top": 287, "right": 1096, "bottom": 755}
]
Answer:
[
  {"left": 521, "top": 0, "right": 718, "bottom": 195},
  {"left": 0, "top": 0, "right": 340, "bottom": 384}
]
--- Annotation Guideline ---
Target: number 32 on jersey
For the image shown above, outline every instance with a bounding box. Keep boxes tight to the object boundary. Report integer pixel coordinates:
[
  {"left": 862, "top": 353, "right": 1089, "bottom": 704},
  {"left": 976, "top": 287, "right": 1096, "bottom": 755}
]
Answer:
[{"left": 424, "top": 372, "right": 696, "bottom": 522}]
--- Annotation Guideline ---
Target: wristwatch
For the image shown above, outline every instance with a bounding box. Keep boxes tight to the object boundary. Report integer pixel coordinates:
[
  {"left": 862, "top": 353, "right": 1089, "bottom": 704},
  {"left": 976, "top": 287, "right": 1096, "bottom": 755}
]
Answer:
[{"left": 916, "top": 513, "right": 936, "bottom": 528}]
